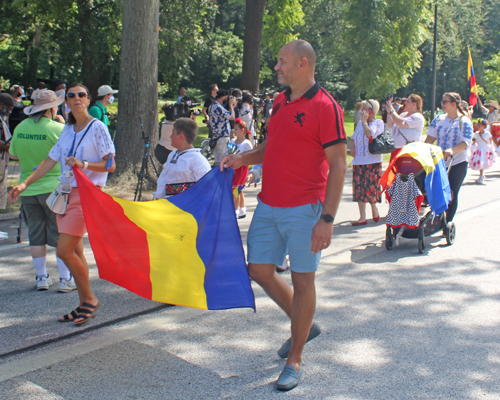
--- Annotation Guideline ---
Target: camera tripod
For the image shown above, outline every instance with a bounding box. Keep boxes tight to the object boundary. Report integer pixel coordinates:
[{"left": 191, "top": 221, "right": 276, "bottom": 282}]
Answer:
[{"left": 134, "top": 121, "right": 159, "bottom": 201}]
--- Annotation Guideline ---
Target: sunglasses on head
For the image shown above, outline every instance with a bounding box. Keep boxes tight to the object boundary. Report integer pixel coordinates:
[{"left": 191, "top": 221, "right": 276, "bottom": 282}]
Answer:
[{"left": 67, "top": 92, "right": 87, "bottom": 99}]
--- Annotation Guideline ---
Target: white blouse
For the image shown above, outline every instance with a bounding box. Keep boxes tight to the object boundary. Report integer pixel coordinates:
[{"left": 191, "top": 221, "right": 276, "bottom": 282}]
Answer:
[
  {"left": 351, "top": 119, "right": 384, "bottom": 165},
  {"left": 49, "top": 119, "right": 115, "bottom": 187},
  {"left": 391, "top": 112, "right": 425, "bottom": 148}
]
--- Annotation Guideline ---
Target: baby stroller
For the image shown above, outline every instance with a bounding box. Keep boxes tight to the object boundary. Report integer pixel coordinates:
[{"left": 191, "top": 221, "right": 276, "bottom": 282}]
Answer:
[{"left": 381, "top": 142, "right": 455, "bottom": 254}]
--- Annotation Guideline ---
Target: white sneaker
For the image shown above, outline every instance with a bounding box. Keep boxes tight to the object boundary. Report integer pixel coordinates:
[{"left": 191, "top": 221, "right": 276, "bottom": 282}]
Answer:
[
  {"left": 58, "top": 277, "right": 77, "bottom": 293},
  {"left": 475, "top": 176, "right": 485, "bottom": 184},
  {"left": 36, "top": 275, "right": 53, "bottom": 291},
  {"left": 0, "top": 231, "right": 8, "bottom": 240},
  {"left": 238, "top": 207, "right": 247, "bottom": 219}
]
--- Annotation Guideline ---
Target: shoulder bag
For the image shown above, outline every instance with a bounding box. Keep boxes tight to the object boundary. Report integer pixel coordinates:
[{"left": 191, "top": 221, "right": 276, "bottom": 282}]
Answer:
[
  {"left": 46, "top": 120, "right": 96, "bottom": 214},
  {"left": 368, "top": 127, "right": 396, "bottom": 154}
]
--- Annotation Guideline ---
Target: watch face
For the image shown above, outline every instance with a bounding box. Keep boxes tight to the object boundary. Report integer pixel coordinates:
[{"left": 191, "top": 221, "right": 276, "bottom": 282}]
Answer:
[{"left": 321, "top": 214, "right": 333, "bottom": 223}]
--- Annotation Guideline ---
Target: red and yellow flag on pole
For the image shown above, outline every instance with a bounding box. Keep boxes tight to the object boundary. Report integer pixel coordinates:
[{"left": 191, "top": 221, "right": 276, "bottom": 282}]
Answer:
[{"left": 468, "top": 46, "right": 477, "bottom": 107}]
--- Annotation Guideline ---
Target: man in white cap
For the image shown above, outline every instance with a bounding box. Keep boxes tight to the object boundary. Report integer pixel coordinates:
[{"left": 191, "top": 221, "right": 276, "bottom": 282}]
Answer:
[
  {"left": 89, "top": 85, "right": 118, "bottom": 126},
  {"left": 477, "top": 96, "right": 499, "bottom": 124},
  {"left": 9, "top": 90, "right": 76, "bottom": 292}
]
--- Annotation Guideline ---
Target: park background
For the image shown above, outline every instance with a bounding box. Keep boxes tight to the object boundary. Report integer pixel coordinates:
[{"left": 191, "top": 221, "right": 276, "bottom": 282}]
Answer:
[{"left": 1, "top": 0, "right": 500, "bottom": 178}]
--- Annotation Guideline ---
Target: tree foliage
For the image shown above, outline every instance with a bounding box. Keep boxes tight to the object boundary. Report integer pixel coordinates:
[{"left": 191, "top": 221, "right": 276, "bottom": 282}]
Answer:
[
  {"left": 344, "top": 0, "right": 432, "bottom": 97},
  {"left": 481, "top": 51, "right": 500, "bottom": 100},
  {"left": 1, "top": 0, "right": 500, "bottom": 108},
  {"left": 0, "top": 0, "right": 121, "bottom": 92}
]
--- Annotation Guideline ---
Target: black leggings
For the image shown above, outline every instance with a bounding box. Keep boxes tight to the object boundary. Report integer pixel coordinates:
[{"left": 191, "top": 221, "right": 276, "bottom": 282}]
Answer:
[{"left": 447, "top": 161, "right": 468, "bottom": 222}]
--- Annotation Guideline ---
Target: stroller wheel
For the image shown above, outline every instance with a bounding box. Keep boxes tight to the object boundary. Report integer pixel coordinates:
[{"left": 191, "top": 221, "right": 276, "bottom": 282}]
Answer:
[
  {"left": 385, "top": 227, "right": 393, "bottom": 250},
  {"left": 445, "top": 221, "right": 456, "bottom": 245},
  {"left": 418, "top": 233, "right": 426, "bottom": 254}
]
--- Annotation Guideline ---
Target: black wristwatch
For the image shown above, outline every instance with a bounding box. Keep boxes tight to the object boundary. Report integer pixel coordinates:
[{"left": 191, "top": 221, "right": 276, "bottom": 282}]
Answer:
[{"left": 320, "top": 214, "right": 334, "bottom": 223}]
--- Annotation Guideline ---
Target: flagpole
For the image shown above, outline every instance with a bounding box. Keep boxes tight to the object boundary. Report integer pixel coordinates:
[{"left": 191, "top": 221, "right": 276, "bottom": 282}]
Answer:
[{"left": 431, "top": 2, "right": 438, "bottom": 121}]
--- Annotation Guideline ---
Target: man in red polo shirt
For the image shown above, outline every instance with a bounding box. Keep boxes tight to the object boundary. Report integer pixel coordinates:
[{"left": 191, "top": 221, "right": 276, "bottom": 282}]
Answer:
[{"left": 221, "top": 39, "right": 347, "bottom": 391}]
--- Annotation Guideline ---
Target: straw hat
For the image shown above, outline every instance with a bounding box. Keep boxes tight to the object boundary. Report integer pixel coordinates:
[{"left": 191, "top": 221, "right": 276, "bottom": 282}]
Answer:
[
  {"left": 485, "top": 100, "right": 499, "bottom": 109},
  {"left": 24, "top": 90, "right": 64, "bottom": 115}
]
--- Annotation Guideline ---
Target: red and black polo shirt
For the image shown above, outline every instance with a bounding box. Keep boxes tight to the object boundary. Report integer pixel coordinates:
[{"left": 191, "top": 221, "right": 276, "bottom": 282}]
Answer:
[{"left": 259, "top": 82, "right": 347, "bottom": 208}]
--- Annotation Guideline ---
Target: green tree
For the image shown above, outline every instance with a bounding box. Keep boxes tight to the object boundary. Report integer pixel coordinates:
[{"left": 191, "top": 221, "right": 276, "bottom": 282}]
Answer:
[
  {"left": 240, "top": 0, "right": 304, "bottom": 92},
  {"left": 404, "top": 0, "right": 486, "bottom": 109},
  {"left": 481, "top": 51, "right": 500, "bottom": 100},
  {"left": 0, "top": 0, "right": 121, "bottom": 92},
  {"left": 158, "top": 0, "right": 217, "bottom": 89},
  {"left": 344, "top": 0, "right": 432, "bottom": 97}
]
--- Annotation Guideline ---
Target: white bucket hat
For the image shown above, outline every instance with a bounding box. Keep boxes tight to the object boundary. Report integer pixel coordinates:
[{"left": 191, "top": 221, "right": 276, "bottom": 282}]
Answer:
[{"left": 98, "top": 85, "right": 118, "bottom": 96}]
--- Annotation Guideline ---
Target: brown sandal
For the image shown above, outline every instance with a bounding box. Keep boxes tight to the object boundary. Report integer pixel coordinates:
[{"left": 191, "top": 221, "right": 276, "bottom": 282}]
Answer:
[{"left": 73, "top": 301, "right": 100, "bottom": 326}]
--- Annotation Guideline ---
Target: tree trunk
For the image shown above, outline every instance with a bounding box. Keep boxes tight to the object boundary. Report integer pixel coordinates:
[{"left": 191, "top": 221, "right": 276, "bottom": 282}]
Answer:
[
  {"left": 76, "top": 0, "right": 100, "bottom": 98},
  {"left": 240, "top": 0, "right": 267, "bottom": 93},
  {"left": 115, "top": 0, "right": 160, "bottom": 179},
  {"left": 24, "top": 26, "right": 43, "bottom": 86}
]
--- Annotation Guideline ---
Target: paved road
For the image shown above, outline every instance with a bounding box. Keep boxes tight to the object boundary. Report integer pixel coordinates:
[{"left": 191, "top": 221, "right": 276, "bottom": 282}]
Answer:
[{"left": 1, "top": 163, "right": 500, "bottom": 399}]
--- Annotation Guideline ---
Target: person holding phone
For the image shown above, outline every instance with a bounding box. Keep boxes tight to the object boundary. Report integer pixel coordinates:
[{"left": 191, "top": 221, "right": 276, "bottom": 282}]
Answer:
[
  {"left": 349, "top": 99, "right": 384, "bottom": 225},
  {"left": 386, "top": 94, "right": 425, "bottom": 161}
]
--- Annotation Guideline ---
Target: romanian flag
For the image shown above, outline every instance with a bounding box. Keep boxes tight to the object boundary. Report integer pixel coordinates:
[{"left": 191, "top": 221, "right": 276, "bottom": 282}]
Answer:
[
  {"left": 73, "top": 166, "right": 255, "bottom": 311},
  {"left": 468, "top": 47, "right": 477, "bottom": 107},
  {"left": 381, "top": 142, "right": 452, "bottom": 215}
]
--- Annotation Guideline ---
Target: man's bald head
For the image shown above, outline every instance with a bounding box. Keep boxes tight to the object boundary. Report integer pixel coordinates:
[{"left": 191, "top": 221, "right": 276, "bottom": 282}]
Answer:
[
  {"left": 275, "top": 39, "right": 317, "bottom": 88},
  {"left": 284, "top": 39, "right": 316, "bottom": 68}
]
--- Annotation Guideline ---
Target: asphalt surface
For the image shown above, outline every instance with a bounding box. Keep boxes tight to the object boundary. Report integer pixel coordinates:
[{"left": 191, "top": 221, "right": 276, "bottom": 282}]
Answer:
[{"left": 1, "top": 162, "right": 500, "bottom": 399}]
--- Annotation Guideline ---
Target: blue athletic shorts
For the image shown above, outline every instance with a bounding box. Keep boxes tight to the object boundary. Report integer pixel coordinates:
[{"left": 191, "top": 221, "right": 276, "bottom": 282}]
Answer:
[{"left": 247, "top": 199, "right": 323, "bottom": 273}]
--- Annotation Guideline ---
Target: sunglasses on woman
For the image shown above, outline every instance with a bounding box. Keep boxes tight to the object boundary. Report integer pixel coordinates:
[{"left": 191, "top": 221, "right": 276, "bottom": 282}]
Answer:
[{"left": 67, "top": 92, "right": 87, "bottom": 99}]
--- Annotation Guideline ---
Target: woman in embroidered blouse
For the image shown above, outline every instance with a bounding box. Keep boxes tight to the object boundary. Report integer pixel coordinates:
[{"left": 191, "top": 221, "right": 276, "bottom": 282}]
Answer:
[
  {"left": 349, "top": 99, "right": 384, "bottom": 226},
  {"left": 425, "top": 92, "right": 473, "bottom": 222},
  {"left": 9, "top": 83, "right": 116, "bottom": 325}
]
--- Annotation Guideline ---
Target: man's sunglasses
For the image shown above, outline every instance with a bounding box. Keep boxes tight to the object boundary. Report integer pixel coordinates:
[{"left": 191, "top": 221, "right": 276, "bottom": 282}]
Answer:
[{"left": 67, "top": 92, "right": 87, "bottom": 99}]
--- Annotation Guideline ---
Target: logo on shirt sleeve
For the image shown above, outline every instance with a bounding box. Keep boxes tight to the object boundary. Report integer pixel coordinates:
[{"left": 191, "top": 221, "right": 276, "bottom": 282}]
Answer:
[{"left": 294, "top": 112, "right": 305, "bottom": 127}]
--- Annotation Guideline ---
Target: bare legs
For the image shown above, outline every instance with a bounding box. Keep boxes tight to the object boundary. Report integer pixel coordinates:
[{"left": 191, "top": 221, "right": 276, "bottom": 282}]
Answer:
[
  {"left": 56, "top": 233, "right": 98, "bottom": 322},
  {"left": 234, "top": 192, "right": 246, "bottom": 210},
  {"left": 355, "top": 202, "right": 379, "bottom": 223},
  {"left": 249, "top": 263, "right": 315, "bottom": 372}
]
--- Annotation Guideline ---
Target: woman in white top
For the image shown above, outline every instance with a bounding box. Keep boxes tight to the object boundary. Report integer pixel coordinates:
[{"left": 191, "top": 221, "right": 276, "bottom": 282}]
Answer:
[
  {"left": 9, "top": 84, "right": 116, "bottom": 325},
  {"left": 386, "top": 94, "right": 425, "bottom": 160},
  {"left": 425, "top": 92, "right": 473, "bottom": 222},
  {"left": 349, "top": 99, "right": 384, "bottom": 226},
  {"left": 239, "top": 91, "right": 256, "bottom": 145}
]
